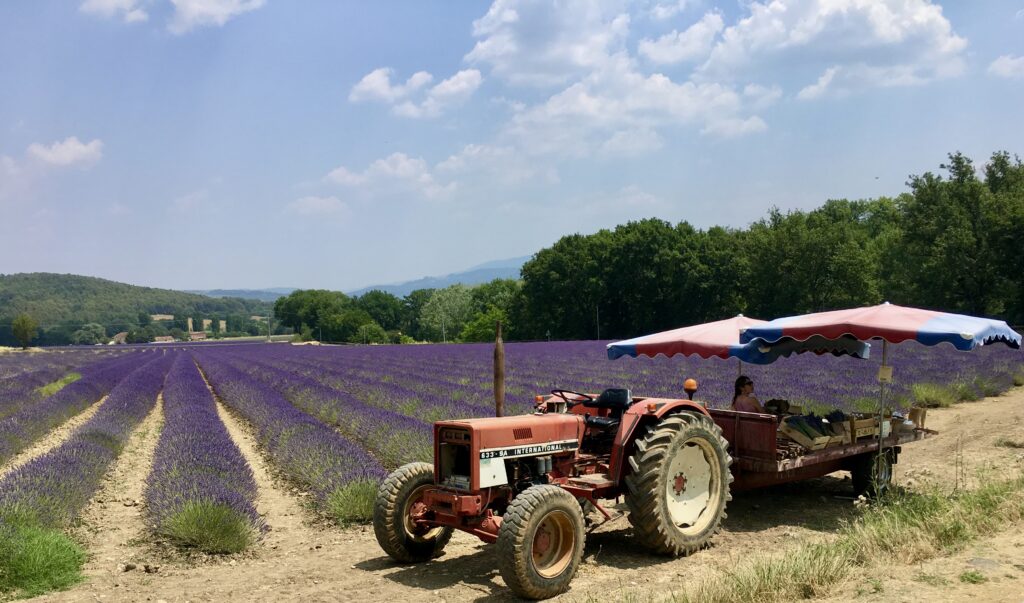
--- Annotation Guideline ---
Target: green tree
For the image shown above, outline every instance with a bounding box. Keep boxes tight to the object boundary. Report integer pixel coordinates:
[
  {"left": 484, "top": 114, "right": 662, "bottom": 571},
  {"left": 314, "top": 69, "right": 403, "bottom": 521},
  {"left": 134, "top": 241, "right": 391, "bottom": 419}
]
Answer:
[
  {"left": 355, "top": 290, "right": 404, "bottom": 331},
  {"left": 273, "top": 290, "right": 351, "bottom": 332},
  {"left": 353, "top": 321, "right": 389, "bottom": 344},
  {"left": 459, "top": 306, "right": 508, "bottom": 342},
  {"left": 420, "top": 285, "right": 475, "bottom": 342},
  {"left": 896, "top": 152, "right": 1007, "bottom": 315},
  {"left": 71, "top": 323, "right": 107, "bottom": 345},
  {"left": 11, "top": 313, "right": 38, "bottom": 349},
  {"left": 401, "top": 289, "right": 435, "bottom": 340},
  {"left": 321, "top": 308, "right": 374, "bottom": 342},
  {"left": 137, "top": 311, "right": 152, "bottom": 327}
]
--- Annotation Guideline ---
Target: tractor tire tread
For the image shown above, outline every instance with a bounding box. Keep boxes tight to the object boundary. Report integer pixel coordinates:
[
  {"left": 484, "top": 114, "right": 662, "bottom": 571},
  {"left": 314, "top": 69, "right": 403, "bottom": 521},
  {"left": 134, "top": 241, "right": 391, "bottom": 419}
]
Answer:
[{"left": 373, "top": 462, "right": 453, "bottom": 563}]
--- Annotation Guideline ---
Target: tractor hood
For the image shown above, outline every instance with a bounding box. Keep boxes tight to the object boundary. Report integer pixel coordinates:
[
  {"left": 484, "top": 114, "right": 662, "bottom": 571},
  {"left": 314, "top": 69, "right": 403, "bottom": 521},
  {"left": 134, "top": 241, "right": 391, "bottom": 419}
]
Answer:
[{"left": 438, "top": 413, "right": 585, "bottom": 452}]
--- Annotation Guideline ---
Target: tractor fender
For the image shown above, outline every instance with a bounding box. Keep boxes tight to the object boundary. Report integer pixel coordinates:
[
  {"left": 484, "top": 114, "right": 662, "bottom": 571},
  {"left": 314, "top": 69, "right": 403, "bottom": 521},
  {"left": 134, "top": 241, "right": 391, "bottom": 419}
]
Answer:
[{"left": 609, "top": 399, "right": 710, "bottom": 483}]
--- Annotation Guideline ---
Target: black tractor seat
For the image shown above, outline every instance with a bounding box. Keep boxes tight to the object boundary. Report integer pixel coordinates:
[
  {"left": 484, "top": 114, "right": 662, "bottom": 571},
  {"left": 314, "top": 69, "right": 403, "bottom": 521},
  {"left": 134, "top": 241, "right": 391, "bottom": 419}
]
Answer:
[
  {"left": 585, "top": 414, "right": 620, "bottom": 429},
  {"left": 583, "top": 388, "right": 633, "bottom": 414}
]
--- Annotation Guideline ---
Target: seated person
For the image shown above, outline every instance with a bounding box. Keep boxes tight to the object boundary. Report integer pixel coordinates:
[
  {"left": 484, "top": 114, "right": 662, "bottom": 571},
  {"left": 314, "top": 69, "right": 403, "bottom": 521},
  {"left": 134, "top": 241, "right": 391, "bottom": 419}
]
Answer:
[{"left": 731, "top": 375, "right": 766, "bottom": 413}]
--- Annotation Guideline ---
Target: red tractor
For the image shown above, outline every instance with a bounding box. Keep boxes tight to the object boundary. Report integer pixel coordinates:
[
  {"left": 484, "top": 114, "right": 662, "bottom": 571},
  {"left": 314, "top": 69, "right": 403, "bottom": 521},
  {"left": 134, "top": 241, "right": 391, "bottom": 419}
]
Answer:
[{"left": 373, "top": 387, "right": 732, "bottom": 599}]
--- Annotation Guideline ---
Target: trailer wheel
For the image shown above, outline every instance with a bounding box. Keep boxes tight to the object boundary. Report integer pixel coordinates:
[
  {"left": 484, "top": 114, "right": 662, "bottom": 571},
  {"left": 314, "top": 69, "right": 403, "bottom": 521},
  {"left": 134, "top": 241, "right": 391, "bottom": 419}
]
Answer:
[
  {"left": 625, "top": 412, "right": 732, "bottom": 556},
  {"left": 851, "top": 451, "right": 894, "bottom": 498},
  {"left": 497, "top": 485, "right": 585, "bottom": 600},
  {"left": 373, "top": 462, "right": 453, "bottom": 563}
]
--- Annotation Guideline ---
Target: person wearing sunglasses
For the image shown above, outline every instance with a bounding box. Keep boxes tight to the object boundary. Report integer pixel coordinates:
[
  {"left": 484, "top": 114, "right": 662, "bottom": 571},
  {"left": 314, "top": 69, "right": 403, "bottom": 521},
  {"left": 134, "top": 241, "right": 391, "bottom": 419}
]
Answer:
[{"left": 731, "top": 375, "right": 766, "bottom": 413}]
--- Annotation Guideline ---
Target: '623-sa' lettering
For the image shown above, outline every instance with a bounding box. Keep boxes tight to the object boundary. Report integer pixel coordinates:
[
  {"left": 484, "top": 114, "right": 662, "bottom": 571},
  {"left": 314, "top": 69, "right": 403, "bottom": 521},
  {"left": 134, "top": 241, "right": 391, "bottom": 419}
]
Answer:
[{"left": 479, "top": 440, "right": 578, "bottom": 460}]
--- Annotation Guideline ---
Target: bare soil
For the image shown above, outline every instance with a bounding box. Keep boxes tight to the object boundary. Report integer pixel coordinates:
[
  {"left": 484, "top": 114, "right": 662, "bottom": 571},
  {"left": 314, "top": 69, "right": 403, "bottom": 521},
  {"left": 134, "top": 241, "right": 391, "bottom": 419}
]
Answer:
[
  {"left": 0, "top": 396, "right": 107, "bottom": 481},
  {"left": 32, "top": 387, "right": 1024, "bottom": 603}
]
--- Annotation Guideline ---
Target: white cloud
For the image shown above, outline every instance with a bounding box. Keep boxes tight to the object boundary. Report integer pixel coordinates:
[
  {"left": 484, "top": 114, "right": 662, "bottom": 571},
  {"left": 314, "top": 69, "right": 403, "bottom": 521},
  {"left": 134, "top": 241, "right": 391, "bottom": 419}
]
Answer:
[
  {"left": 743, "top": 83, "right": 782, "bottom": 108},
  {"left": 988, "top": 55, "right": 1024, "bottom": 79},
  {"left": 638, "top": 12, "right": 724, "bottom": 64},
  {"left": 349, "top": 68, "right": 433, "bottom": 103},
  {"left": 168, "top": 0, "right": 264, "bottom": 35},
  {"left": 649, "top": 1, "right": 691, "bottom": 21},
  {"left": 465, "top": 0, "right": 632, "bottom": 87},
  {"left": 437, "top": 144, "right": 559, "bottom": 185},
  {"left": 80, "top": 0, "right": 148, "bottom": 23},
  {"left": 700, "top": 116, "right": 767, "bottom": 138},
  {"left": 326, "top": 153, "right": 455, "bottom": 199},
  {"left": 27, "top": 137, "right": 103, "bottom": 167},
  {"left": 700, "top": 0, "right": 967, "bottom": 94},
  {"left": 601, "top": 128, "right": 664, "bottom": 156},
  {"left": 286, "top": 195, "right": 349, "bottom": 217},
  {"left": 351, "top": 68, "right": 482, "bottom": 119},
  {"left": 393, "top": 70, "right": 483, "bottom": 118}
]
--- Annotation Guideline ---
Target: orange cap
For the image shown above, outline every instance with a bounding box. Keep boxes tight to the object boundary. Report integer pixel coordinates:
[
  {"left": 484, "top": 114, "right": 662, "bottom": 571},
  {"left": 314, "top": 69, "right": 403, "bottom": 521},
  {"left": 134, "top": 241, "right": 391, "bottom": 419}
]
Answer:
[{"left": 683, "top": 378, "right": 698, "bottom": 391}]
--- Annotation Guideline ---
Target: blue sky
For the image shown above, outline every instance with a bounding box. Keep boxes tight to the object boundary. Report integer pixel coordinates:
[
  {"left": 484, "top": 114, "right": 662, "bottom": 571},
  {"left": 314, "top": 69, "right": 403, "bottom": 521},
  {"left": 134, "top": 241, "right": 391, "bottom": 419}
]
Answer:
[{"left": 1, "top": 0, "right": 1022, "bottom": 291}]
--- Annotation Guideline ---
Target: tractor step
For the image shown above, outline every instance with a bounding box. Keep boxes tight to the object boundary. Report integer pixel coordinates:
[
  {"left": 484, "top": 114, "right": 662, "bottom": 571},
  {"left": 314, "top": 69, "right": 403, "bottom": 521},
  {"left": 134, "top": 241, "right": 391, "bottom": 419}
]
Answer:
[{"left": 568, "top": 473, "right": 615, "bottom": 489}]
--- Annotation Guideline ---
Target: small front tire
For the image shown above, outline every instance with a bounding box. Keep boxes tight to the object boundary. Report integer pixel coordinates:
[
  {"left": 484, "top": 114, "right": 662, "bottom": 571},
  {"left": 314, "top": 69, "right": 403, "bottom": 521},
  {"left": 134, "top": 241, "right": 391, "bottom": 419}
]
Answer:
[
  {"left": 373, "top": 462, "right": 453, "bottom": 562},
  {"left": 497, "top": 485, "right": 585, "bottom": 600}
]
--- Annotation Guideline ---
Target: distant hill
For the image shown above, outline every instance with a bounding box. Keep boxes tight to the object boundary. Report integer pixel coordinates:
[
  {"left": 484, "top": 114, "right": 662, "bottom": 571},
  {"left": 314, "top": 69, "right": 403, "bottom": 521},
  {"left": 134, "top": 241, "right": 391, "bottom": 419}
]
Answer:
[
  {"left": 0, "top": 273, "right": 272, "bottom": 346},
  {"left": 346, "top": 256, "right": 529, "bottom": 297},
  {"left": 188, "top": 288, "right": 295, "bottom": 302}
]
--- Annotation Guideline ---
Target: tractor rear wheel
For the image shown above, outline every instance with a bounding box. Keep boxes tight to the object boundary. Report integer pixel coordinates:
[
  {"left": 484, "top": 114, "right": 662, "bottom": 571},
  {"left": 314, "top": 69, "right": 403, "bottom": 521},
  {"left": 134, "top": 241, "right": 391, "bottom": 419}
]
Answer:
[
  {"left": 497, "top": 485, "right": 585, "bottom": 600},
  {"left": 851, "top": 451, "right": 894, "bottom": 498},
  {"left": 625, "top": 412, "right": 732, "bottom": 556},
  {"left": 373, "top": 462, "right": 453, "bottom": 562}
]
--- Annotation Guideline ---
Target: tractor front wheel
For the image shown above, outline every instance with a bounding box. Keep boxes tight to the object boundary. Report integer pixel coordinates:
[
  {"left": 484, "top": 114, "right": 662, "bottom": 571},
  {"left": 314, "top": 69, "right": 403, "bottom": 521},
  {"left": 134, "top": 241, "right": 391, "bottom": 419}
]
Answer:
[
  {"left": 625, "top": 412, "right": 732, "bottom": 556},
  {"left": 373, "top": 462, "right": 453, "bottom": 562},
  {"left": 497, "top": 485, "right": 585, "bottom": 600}
]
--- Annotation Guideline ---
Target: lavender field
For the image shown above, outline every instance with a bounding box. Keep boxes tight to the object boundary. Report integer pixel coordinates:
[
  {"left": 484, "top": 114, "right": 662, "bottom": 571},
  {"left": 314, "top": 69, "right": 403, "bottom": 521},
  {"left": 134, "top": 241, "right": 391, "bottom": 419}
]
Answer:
[{"left": 0, "top": 340, "right": 1021, "bottom": 595}]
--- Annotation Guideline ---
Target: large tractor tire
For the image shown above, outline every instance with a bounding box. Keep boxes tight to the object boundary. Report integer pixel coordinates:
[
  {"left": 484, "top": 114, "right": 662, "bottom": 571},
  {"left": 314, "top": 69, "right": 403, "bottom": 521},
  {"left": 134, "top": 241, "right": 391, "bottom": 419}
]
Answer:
[
  {"left": 850, "top": 450, "right": 894, "bottom": 498},
  {"left": 373, "top": 462, "right": 453, "bottom": 562},
  {"left": 625, "top": 412, "right": 732, "bottom": 556},
  {"left": 497, "top": 485, "right": 586, "bottom": 600}
]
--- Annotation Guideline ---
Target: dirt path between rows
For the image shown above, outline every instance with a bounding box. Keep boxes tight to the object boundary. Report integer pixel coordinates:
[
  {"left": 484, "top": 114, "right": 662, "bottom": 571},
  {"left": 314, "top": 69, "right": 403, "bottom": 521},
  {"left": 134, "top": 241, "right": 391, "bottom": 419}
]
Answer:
[
  {"left": 55, "top": 397, "right": 165, "bottom": 596},
  {"left": 34, "top": 387, "right": 1024, "bottom": 603},
  {"left": 0, "top": 396, "right": 107, "bottom": 481}
]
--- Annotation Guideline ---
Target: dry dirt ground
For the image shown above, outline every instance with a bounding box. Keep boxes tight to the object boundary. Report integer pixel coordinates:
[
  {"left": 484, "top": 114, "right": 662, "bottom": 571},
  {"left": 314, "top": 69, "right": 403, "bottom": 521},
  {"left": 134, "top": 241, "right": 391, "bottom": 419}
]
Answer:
[{"left": 28, "top": 386, "right": 1024, "bottom": 603}]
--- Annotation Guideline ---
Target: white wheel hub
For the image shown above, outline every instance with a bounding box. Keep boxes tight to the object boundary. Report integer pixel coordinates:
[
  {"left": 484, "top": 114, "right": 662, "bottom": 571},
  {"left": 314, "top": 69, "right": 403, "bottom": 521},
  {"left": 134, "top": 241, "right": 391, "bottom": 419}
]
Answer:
[{"left": 665, "top": 442, "right": 712, "bottom": 528}]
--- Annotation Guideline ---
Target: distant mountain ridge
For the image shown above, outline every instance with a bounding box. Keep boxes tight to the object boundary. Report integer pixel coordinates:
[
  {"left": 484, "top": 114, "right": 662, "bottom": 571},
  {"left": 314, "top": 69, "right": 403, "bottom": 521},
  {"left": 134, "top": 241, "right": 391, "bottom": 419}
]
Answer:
[
  {"left": 345, "top": 256, "right": 529, "bottom": 298},
  {"left": 189, "top": 256, "right": 530, "bottom": 301}
]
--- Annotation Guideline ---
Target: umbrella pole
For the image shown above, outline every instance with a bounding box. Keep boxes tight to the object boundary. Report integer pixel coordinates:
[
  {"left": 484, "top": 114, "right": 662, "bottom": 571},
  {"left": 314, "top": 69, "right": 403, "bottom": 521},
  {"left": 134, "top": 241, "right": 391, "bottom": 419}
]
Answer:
[{"left": 876, "top": 339, "right": 890, "bottom": 491}]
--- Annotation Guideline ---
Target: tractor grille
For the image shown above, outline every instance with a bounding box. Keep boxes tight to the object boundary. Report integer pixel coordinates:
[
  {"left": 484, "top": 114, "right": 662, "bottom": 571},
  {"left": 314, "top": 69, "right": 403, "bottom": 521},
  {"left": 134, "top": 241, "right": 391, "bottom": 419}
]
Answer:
[{"left": 513, "top": 427, "right": 533, "bottom": 440}]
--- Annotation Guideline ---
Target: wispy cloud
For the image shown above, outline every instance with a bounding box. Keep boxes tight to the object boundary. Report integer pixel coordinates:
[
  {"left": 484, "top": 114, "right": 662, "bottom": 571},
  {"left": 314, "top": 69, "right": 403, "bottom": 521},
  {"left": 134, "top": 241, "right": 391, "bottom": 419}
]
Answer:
[
  {"left": 350, "top": 68, "right": 482, "bottom": 118},
  {"left": 79, "top": 0, "right": 148, "bottom": 23},
  {"left": 326, "top": 153, "right": 455, "bottom": 199},
  {"left": 988, "top": 55, "right": 1024, "bottom": 79},
  {"left": 27, "top": 137, "right": 103, "bottom": 167},
  {"left": 168, "top": 0, "right": 264, "bottom": 34}
]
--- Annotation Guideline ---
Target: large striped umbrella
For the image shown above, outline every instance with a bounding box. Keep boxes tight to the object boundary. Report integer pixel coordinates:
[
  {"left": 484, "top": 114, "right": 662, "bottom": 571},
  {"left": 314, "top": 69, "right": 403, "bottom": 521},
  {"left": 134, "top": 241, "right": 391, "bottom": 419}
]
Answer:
[{"left": 607, "top": 315, "right": 871, "bottom": 364}]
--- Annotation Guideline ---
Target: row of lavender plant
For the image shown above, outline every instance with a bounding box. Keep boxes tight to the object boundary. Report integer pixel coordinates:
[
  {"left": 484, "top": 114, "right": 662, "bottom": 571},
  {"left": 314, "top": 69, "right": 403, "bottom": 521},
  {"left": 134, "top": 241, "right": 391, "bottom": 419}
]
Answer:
[
  {"left": 209, "top": 350, "right": 431, "bottom": 468},
  {"left": 193, "top": 351, "right": 386, "bottom": 522},
  {"left": 145, "top": 354, "right": 261, "bottom": 553},
  {"left": 0, "top": 352, "right": 150, "bottom": 466},
  {"left": 0, "top": 353, "right": 172, "bottom": 529}
]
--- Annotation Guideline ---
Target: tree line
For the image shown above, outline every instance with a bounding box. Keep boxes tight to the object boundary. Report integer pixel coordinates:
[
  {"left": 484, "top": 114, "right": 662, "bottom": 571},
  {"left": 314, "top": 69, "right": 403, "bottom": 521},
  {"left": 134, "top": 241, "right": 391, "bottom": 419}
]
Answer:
[{"left": 274, "top": 150, "right": 1023, "bottom": 344}]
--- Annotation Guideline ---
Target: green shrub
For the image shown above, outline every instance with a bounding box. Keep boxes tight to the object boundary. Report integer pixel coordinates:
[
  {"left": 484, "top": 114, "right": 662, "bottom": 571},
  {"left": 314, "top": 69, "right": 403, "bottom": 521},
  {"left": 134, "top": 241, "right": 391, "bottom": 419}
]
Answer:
[
  {"left": 327, "top": 480, "right": 378, "bottom": 524},
  {"left": 951, "top": 380, "right": 982, "bottom": 402},
  {"left": 0, "top": 523, "right": 84, "bottom": 597},
  {"left": 160, "top": 502, "right": 255, "bottom": 554},
  {"left": 911, "top": 383, "right": 956, "bottom": 408},
  {"left": 959, "top": 570, "right": 987, "bottom": 584}
]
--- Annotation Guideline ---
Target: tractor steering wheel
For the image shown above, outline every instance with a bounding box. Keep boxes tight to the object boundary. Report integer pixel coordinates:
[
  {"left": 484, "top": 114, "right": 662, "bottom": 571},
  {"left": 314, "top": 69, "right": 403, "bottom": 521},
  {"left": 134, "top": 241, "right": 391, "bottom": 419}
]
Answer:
[{"left": 550, "top": 389, "right": 594, "bottom": 407}]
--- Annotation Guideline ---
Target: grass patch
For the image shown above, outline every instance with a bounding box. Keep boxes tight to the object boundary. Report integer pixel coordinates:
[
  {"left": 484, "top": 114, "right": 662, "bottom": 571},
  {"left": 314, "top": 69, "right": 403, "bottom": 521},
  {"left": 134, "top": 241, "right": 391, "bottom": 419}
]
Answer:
[
  {"left": 911, "top": 383, "right": 957, "bottom": 408},
  {"left": 959, "top": 570, "right": 987, "bottom": 584},
  {"left": 159, "top": 502, "right": 255, "bottom": 554},
  {"left": 0, "top": 522, "right": 84, "bottom": 597},
  {"left": 1013, "top": 371, "right": 1024, "bottom": 387},
  {"left": 914, "top": 572, "right": 948, "bottom": 586},
  {"left": 951, "top": 380, "right": 983, "bottom": 402},
  {"left": 995, "top": 437, "right": 1024, "bottom": 449},
  {"left": 327, "top": 480, "right": 377, "bottom": 525},
  {"left": 34, "top": 373, "right": 81, "bottom": 398},
  {"left": 672, "top": 473, "right": 1024, "bottom": 603}
]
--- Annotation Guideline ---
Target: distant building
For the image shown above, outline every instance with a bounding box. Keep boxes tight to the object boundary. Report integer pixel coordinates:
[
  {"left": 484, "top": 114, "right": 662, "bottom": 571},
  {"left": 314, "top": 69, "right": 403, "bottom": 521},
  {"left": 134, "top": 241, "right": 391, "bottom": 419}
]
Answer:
[
  {"left": 150, "top": 314, "right": 174, "bottom": 322},
  {"left": 152, "top": 335, "right": 175, "bottom": 343},
  {"left": 188, "top": 331, "right": 207, "bottom": 341},
  {"left": 219, "top": 320, "right": 227, "bottom": 333},
  {"left": 202, "top": 318, "right": 213, "bottom": 331},
  {"left": 110, "top": 332, "right": 128, "bottom": 345},
  {"left": 250, "top": 315, "right": 267, "bottom": 322},
  {"left": 187, "top": 317, "right": 194, "bottom": 331}
]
